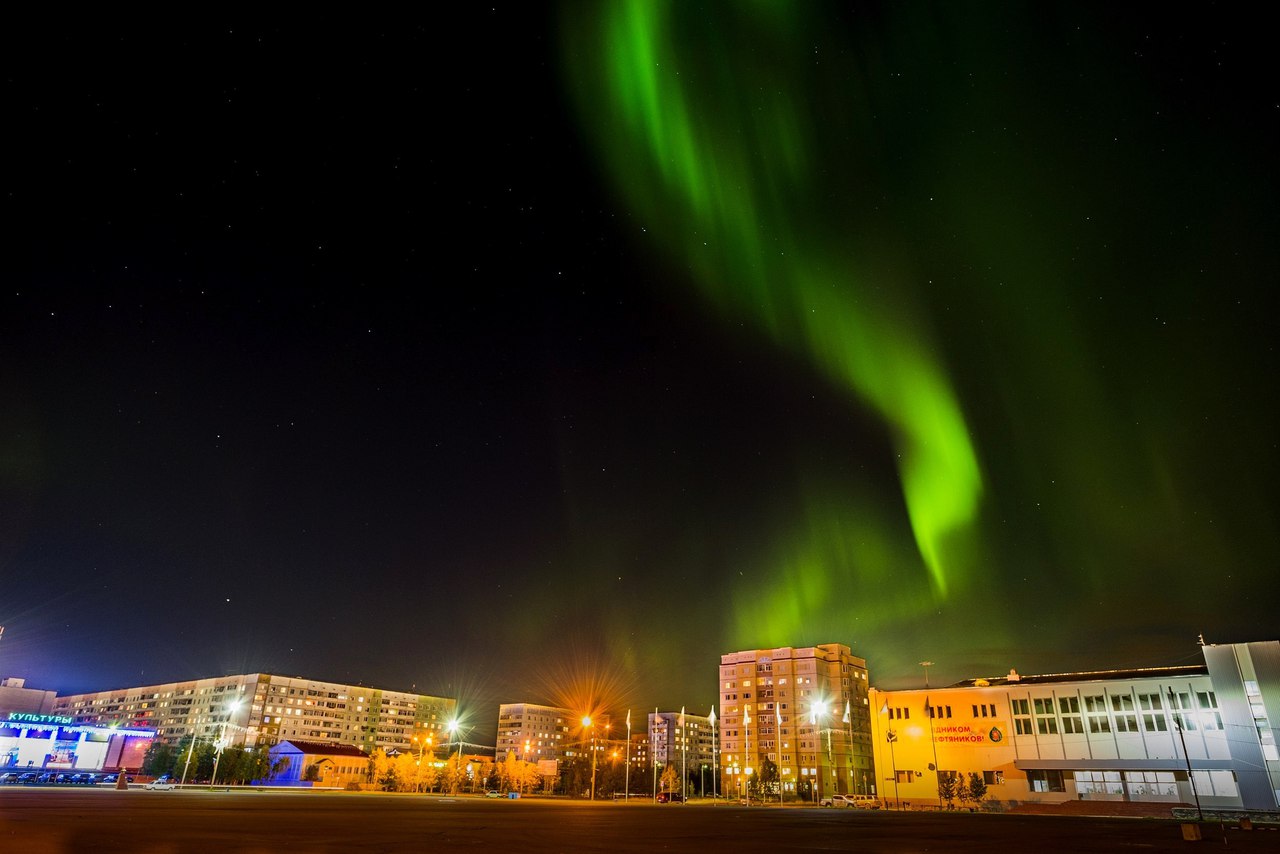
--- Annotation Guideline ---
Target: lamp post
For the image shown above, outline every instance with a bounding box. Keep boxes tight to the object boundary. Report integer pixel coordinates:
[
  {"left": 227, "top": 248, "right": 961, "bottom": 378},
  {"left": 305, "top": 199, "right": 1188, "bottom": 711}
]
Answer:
[
  {"left": 446, "top": 719, "right": 465, "bottom": 793},
  {"left": 179, "top": 731, "right": 200, "bottom": 787},
  {"left": 1168, "top": 688, "right": 1204, "bottom": 821},
  {"left": 625, "top": 710, "right": 632, "bottom": 802},
  {"left": 412, "top": 733, "right": 433, "bottom": 793},
  {"left": 210, "top": 698, "right": 244, "bottom": 788},
  {"left": 582, "top": 716, "right": 596, "bottom": 801},
  {"left": 810, "top": 702, "right": 828, "bottom": 804}
]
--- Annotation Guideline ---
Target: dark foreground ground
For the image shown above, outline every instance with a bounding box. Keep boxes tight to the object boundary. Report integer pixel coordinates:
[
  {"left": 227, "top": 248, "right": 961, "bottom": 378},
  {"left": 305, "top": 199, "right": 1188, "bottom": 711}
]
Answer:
[{"left": 1, "top": 789, "right": 1274, "bottom": 853}]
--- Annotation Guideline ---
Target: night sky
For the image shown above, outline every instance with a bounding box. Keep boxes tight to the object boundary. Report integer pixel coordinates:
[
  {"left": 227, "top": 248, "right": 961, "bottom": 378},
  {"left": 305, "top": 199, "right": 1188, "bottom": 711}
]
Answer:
[{"left": 2, "top": 5, "right": 1276, "bottom": 741}]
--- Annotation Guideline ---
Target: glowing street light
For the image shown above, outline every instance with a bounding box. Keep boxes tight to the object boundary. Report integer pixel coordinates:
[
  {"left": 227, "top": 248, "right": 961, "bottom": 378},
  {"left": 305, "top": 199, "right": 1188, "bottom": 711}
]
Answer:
[
  {"left": 210, "top": 698, "right": 245, "bottom": 787},
  {"left": 412, "top": 732, "right": 434, "bottom": 793},
  {"left": 582, "top": 715, "right": 597, "bottom": 800}
]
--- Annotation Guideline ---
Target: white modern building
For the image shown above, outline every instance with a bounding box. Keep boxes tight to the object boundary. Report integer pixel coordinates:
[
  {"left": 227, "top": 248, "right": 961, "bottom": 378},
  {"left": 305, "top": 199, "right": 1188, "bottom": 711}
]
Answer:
[{"left": 868, "top": 639, "right": 1279, "bottom": 813}]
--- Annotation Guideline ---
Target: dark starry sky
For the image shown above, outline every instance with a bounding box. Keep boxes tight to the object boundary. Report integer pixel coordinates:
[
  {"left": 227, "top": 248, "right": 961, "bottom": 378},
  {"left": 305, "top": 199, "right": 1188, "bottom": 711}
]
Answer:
[{"left": 1, "top": 5, "right": 1276, "bottom": 740}]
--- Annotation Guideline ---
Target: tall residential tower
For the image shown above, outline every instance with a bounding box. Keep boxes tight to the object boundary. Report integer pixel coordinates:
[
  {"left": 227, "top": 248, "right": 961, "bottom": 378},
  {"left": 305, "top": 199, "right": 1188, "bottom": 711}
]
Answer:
[{"left": 719, "top": 644, "right": 872, "bottom": 801}]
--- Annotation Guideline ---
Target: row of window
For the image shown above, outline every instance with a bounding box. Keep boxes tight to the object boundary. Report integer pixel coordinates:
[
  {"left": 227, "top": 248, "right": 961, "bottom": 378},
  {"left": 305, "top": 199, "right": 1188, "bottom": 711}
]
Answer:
[{"left": 1011, "top": 691, "right": 1222, "bottom": 736}]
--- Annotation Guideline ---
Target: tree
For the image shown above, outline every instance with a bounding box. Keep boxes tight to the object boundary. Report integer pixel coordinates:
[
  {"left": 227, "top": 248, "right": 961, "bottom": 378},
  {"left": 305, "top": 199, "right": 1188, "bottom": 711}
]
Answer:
[
  {"left": 216, "top": 747, "right": 248, "bottom": 783},
  {"left": 142, "top": 743, "right": 176, "bottom": 778},
  {"left": 559, "top": 755, "right": 589, "bottom": 797},
  {"left": 303, "top": 763, "right": 320, "bottom": 782},
  {"left": 749, "top": 759, "right": 779, "bottom": 801},
  {"left": 440, "top": 754, "right": 466, "bottom": 794},
  {"left": 660, "top": 764, "right": 679, "bottom": 796},
  {"left": 393, "top": 753, "right": 421, "bottom": 792},
  {"left": 238, "top": 746, "right": 272, "bottom": 784},
  {"left": 966, "top": 772, "right": 987, "bottom": 808},
  {"left": 937, "top": 771, "right": 959, "bottom": 809},
  {"left": 369, "top": 749, "right": 398, "bottom": 791}
]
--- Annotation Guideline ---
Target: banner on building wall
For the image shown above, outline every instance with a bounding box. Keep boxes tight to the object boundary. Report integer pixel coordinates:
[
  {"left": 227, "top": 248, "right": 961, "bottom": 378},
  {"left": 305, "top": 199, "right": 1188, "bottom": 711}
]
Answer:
[{"left": 933, "top": 723, "right": 1007, "bottom": 745}]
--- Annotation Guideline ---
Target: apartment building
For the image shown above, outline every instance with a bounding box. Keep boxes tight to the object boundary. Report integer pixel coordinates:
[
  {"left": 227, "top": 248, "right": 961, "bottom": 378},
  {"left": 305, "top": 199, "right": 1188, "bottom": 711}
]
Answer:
[
  {"left": 52, "top": 673, "right": 456, "bottom": 754},
  {"left": 649, "top": 709, "right": 714, "bottom": 776},
  {"left": 494, "top": 702, "right": 576, "bottom": 764},
  {"left": 719, "top": 643, "right": 873, "bottom": 801}
]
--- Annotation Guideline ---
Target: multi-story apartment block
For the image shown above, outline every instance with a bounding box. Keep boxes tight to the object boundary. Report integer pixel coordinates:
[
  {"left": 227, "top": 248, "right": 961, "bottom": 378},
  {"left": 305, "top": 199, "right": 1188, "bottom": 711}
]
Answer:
[
  {"left": 52, "top": 673, "right": 456, "bottom": 754},
  {"left": 649, "top": 710, "right": 714, "bottom": 787},
  {"left": 494, "top": 702, "right": 576, "bottom": 764},
  {"left": 868, "top": 639, "right": 1280, "bottom": 812},
  {"left": 630, "top": 730, "right": 650, "bottom": 774},
  {"left": 719, "top": 643, "right": 873, "bottom": 801}
]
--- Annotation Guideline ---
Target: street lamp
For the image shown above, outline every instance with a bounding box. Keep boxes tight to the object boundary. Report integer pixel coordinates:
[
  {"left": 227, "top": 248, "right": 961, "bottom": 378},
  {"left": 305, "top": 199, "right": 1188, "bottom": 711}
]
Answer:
[
  {"left": 582, "top": 716, "right": 597, "bottom": 800},
  {"left": 810, "top": 701, "right": 831, "bottom": 804},
  {"left": 412, "top": 733, "right": 433, "bottom": 793},
  {"left": 210, "top": 698, "right": 244, "bottom": 787},
  {"left": 446, "top": 719, "right": 464, "bottom": 791}
]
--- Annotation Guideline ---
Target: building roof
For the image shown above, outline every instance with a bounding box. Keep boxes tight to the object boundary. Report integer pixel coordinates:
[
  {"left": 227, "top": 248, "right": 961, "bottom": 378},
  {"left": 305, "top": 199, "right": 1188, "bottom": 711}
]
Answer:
[
  {"left": 273, "top": 740, "right": 369, "bottom": 759},
  {"left": 947, "top": 664, "right": 1208, "bottom": 688}
]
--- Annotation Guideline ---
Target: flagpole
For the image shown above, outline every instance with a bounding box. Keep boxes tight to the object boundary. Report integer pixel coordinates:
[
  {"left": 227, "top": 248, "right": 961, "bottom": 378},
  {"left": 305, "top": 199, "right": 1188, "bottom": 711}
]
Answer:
[
  {"left": 679, "top": 707, "right": 686, "bottom": 804},
  {"left": 926, "top": 696, "right": 942, "bottom": 807},
  {"left": 775, "top": 703, "right": 783, "bottom": 806},
  {"left": 708, "top": 706, "right": 717, "bottom": 801},
  {"left": 652, "top": 707, "right": 658, "bottom": 802},
  {"left": 625, "top": 709, "right": 631, "bottom": 802}
]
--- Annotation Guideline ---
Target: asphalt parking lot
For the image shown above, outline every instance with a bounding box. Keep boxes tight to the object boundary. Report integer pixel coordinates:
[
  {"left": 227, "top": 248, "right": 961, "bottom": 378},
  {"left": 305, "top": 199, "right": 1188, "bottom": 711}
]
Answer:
[{"left": 1, "top": 788, "right": 1275, "bottom": 853}]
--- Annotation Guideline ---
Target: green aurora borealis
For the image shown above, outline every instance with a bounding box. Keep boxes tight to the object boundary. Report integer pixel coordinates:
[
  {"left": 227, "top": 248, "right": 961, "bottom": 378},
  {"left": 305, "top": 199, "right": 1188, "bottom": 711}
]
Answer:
[
  {"left": 2, "top": 6, "right": 1274, "bottom": 713},
  {"left": 563, "top": 1, "right": 1277, "bottom": 680}
]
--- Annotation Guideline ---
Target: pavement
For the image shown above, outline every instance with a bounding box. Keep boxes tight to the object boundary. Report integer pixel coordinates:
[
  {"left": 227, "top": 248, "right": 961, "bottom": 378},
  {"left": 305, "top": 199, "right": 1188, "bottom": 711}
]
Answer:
[{"left": 1, "top": 787, "right": 1276, "bottom": 853}]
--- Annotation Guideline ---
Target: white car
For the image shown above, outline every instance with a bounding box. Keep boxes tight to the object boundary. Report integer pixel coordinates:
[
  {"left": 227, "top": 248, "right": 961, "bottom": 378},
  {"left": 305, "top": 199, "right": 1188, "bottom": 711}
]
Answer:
[
  {"left": 145, "top": 778, "right": 179, "bottom": 790},
  {"left": 824, "top": 793, "right": 880, "bottom": 809}
]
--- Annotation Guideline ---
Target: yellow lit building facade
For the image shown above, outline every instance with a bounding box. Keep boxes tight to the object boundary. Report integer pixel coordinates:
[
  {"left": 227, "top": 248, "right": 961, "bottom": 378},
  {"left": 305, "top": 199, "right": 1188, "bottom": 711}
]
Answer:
[
  {"left": 868, "top": 649, "right": 1277, "bottom": 812},
  {"left": 494, "top": 702, "right": 574, "bottom": 764},
  {"left": 719, "top": 644, "right": 872, "bottom": 801}
]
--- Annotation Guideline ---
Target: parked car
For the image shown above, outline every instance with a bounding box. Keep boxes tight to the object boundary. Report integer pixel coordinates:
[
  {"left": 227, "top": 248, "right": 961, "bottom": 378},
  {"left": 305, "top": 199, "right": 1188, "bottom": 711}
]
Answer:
[
  {"left": 656, "top": 792, "right": 684, "bottom": 803},
  {"left": 145, "top": 777, "right": 179, "bottom": 791},
  {"left": 0, "top": 772, "right": 17, "bottom": 784},
  {"left": 484, "top": 790, "right": 502, "bottom": 798},
  {"left": 821, "top": 793, "right": 880, "bottom": 808}
]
